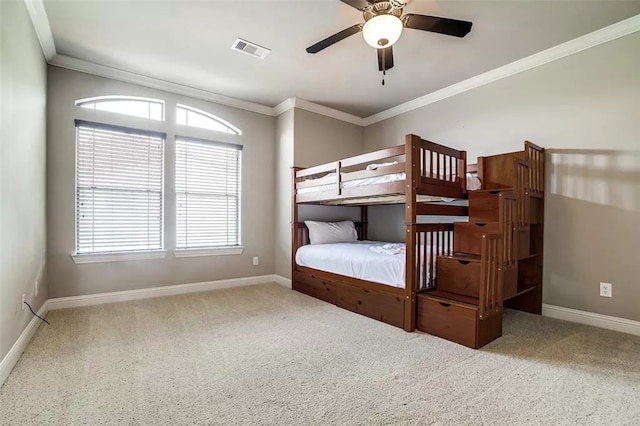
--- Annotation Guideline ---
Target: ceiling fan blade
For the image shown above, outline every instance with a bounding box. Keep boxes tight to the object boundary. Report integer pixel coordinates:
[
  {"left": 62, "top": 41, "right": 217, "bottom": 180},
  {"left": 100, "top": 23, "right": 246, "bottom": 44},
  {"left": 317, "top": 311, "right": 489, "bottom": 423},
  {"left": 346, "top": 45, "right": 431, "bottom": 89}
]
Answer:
[
  {"left": 402, "top": 14, "right": 472, "bottom": 38},
  {"left": 306, "top": 24, "right": 363, "bottom": 54},
  {"left": 339, "top": 0, "right": 372, "bottom": 11},
  {"left": 377, "top": 46, "right": 394, "bottom": 71}
]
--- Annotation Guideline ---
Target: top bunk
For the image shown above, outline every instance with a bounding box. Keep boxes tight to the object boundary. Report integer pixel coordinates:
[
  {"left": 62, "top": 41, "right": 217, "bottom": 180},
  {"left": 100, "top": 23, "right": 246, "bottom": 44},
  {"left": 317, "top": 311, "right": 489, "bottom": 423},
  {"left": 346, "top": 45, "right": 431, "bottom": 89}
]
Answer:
[{"left": 293, "top": 134, "right": 479, "bottom": 207}]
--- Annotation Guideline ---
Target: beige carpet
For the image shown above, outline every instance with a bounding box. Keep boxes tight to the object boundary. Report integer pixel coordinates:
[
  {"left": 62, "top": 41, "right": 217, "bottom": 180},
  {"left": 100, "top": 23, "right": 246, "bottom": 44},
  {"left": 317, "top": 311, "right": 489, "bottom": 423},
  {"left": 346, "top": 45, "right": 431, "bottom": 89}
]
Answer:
[{"left": 1, "top": 283, "right": 639, "bottom": 425}]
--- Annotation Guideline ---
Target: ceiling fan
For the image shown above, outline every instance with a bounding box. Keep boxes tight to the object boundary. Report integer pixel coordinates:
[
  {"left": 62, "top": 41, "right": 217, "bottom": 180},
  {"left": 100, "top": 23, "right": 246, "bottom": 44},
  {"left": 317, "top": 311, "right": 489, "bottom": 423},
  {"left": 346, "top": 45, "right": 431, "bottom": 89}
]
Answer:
[{"left": 306, "top": 0, "right": 473, "bottom": 84}]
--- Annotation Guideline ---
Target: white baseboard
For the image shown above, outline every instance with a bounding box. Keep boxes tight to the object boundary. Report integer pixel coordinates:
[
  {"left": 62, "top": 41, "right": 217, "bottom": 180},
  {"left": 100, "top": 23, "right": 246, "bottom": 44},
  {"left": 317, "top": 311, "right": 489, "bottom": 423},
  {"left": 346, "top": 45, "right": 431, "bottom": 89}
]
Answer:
[
  {"left": 542, "top": 304, "right": 640, "bottom": 337},
  {"left": 1, "top": 301, "right": 49, "bottom": 388},
  {"left": 48, "top": 274, "right": 279, "bottom": 310},
  {"left": 272, "top": 274, "right": 292, "bottom": 289}
]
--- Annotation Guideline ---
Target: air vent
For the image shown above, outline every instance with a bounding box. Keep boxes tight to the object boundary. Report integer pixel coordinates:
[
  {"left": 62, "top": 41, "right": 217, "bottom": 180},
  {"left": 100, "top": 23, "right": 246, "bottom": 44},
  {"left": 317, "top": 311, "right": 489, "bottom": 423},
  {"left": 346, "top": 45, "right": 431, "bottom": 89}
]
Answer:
[{"left": 231, "top": 38, "right": 271, "bottom": 59}]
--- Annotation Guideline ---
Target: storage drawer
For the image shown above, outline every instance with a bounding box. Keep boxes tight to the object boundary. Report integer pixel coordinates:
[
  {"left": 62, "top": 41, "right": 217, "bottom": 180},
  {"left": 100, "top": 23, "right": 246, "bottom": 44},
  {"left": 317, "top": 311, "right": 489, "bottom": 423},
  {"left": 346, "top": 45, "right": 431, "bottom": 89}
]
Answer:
[
  {"left": 468, "top": 190, "right": 502, "bottom": 222},
  {"left": 454, "top": 222, "right": 500, "bottom": 255},
  {"left": 417, "top": 295, "right": 478, "bottom": 348},
  {"left": 333, "top": 284, "right": 404, "bottom": 328},
  {"left": 436, "top": 256, "right": 481, "bottom": 298},
  {"left": 293, "top": 270, "right": 335, "bottom": 304}
]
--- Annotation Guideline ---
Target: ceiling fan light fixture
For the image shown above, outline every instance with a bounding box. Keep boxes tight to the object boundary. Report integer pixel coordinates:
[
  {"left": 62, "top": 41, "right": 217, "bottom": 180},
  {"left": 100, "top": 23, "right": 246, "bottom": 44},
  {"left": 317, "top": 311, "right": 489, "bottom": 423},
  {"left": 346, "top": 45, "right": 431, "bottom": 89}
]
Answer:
[{"left": 362, "top": 14, "right": 403, "bottom": 49}]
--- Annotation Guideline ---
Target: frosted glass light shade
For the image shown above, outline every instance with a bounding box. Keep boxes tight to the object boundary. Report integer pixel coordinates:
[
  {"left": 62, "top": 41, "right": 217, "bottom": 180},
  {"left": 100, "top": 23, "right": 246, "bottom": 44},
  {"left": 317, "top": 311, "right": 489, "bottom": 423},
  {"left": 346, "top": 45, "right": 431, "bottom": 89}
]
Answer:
[{"left": 362, "top": 15, "right": 403, "bottom": 49}]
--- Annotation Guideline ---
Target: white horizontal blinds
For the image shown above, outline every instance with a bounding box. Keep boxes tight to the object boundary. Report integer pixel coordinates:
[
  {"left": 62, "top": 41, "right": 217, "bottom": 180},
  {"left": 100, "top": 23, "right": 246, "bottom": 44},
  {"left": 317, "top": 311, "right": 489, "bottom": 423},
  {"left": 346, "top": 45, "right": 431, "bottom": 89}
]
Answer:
[
  {"left": 176, "top": 137, "right": 242, "bottom": 249},
  {"left": 75, "top": 120, "right": 165, "bottom": 254}
]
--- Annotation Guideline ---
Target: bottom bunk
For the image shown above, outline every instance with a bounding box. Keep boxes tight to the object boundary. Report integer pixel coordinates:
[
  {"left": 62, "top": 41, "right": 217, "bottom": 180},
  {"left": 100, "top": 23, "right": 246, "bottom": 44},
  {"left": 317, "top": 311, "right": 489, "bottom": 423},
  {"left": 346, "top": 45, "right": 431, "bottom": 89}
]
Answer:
[{"left": 291, "top": 221, "right": 454, "bottom": 331}]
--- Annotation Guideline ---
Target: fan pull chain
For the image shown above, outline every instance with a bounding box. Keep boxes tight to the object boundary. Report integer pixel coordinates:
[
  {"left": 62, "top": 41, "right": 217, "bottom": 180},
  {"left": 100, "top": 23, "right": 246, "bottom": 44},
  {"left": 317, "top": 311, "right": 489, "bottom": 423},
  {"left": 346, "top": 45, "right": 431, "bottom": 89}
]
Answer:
[
  {"left": 382, "top": 52, "right": 386, "bottom": 86},
  {"left": 382, "top": 70, "right": 385, "bottom": 86}
]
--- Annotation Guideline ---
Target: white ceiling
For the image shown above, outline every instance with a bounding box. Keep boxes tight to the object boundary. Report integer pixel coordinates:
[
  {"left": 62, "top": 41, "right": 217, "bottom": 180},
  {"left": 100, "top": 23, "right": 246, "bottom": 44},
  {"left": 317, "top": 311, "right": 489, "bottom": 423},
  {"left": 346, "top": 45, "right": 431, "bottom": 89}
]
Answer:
[{"left": 43, "top": 0, "right": 640, "bottom": 117}]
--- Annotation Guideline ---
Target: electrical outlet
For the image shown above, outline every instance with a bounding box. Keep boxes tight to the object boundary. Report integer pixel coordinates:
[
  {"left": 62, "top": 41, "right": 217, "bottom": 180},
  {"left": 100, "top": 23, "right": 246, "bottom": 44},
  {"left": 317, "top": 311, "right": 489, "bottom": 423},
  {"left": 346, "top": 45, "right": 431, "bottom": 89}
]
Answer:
[
  {"left": 21, "top": 294, "right": 26, "bottom": 310},
  {"left": 600, "top": 282, "right": 612, "bottom": 298},
  {"left": 252, "top": 256, "right": 259, "bottom": 266}
]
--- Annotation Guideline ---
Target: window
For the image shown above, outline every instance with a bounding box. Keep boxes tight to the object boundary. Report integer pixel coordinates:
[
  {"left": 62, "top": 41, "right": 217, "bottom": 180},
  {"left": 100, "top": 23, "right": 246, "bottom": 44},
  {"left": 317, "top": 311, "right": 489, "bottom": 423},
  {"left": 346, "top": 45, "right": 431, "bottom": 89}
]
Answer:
[
  {"left": 176, "top": 104, "right": 241, "bottom": 135},
  {"left": 75, "top": 96, "right": 164, "bottom": 121},
  {"left": 176, "top": 137, "right": 242, "bottom": 250},
  {"left": 75, "top": 120, "right": 165, "bottom": 255}
]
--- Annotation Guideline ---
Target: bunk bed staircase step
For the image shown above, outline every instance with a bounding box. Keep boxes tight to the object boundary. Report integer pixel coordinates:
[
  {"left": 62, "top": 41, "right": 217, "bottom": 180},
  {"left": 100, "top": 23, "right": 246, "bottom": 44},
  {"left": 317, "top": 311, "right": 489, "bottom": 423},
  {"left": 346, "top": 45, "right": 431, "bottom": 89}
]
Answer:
[
  {"left": 417, "top": 290, "right": 502, "bottom": 349},
  {"left": 468, "top": 189, "right": 511, "bottom": 222},
  {"left": 453, "top": 222, "right": 500, "bottom": 255},
  {"left": 435, "top": 255, "right": 481, "bottom": 298}
]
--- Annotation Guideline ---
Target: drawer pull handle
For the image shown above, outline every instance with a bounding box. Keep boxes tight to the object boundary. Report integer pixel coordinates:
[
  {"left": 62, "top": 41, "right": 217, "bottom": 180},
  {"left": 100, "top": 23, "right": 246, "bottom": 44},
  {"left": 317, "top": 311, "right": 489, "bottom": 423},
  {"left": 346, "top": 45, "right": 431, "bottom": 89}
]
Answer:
[
  {"left": 475, "top": 223, "right": 487, "bottom": 227},
  {"left": 457, "top": 260, "right": 470, "bottom": 265},
  {"left": 439, "top": 302, "right": 451, "bottom": 308}
]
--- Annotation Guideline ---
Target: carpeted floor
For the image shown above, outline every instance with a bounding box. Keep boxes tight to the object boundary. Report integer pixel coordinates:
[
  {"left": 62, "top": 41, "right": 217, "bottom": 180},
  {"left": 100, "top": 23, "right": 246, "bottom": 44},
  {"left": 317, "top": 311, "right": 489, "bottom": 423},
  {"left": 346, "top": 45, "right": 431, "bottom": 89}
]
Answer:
[{"left": 1, "top": 283, "right": 639, "bottom": 425}]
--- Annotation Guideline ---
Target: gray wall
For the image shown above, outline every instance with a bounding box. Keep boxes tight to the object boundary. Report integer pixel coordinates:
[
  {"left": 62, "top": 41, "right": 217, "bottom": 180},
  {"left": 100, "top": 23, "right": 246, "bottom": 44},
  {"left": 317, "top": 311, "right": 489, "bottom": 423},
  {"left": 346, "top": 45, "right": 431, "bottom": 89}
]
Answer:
[
  {"left": 0, "top": 0, "right": 48, "bottom": 360},
  {"left": 274, "top": 108, "right": 364, "bottom": 279},
  {"left": 47, "top": 67, "right": 275, "bottom": 298},
  {"left": 364, "top": 33, "right": 640, "bottom": 321},
  {"left": 294, "top": 108, "right": 364, "bottom": 225},
  {"left": 274, "top": 110, "right": 294, "bottom": 278}
]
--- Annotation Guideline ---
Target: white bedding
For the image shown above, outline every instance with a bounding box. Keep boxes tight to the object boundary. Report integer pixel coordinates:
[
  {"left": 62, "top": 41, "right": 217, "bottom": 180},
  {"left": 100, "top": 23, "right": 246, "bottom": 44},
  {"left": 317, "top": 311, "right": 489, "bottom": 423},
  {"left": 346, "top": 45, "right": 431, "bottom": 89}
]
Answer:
[
  {"left": 295, "top": 241, "right": 407, "bottom": 288},
  {"left": 297, "top": 172, "right": 481, "bottom": 196}
]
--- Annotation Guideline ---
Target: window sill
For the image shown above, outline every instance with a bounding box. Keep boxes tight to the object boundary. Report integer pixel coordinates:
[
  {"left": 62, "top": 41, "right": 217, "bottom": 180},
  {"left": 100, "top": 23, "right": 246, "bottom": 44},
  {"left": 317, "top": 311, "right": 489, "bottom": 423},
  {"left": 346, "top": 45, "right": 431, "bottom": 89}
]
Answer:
[
  {"left": 71, "top": 250, "right": 167, "bottom": 264},
  {"left": 173, "top": 246, "right": 244, "bottom": 258}
]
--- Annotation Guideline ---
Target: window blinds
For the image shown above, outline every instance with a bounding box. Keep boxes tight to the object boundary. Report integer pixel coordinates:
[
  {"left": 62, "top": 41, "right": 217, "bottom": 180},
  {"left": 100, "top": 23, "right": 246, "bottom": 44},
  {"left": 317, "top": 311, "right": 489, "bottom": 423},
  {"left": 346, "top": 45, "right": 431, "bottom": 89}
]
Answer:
[
  {"left": 75, "top": 120, "right": 165, "bottom": 254},
  {"left": 176, "top": 137, "right": 242, "bottom": 249}
]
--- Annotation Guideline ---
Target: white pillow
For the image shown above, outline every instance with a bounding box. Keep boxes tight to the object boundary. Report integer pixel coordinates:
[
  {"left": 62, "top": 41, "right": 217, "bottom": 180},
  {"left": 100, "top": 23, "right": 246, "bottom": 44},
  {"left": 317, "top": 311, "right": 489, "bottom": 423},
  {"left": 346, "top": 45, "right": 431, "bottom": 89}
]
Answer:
[
  {"left": 366, "top": 161, "right": 398, "bottom": 170},
  {"left": 304, "top": 220, "right": 358, "bottom": 245}
]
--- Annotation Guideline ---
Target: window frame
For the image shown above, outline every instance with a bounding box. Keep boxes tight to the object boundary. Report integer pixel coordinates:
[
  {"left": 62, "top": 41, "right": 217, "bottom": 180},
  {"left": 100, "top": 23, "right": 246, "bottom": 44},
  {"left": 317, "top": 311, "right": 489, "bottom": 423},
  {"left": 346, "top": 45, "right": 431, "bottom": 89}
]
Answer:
[
  {"left": 75, "top": 95, "right": 166, "bottom": 121},
  {"left": 176, "top": 104, "right": 242, "bottom": 135}
]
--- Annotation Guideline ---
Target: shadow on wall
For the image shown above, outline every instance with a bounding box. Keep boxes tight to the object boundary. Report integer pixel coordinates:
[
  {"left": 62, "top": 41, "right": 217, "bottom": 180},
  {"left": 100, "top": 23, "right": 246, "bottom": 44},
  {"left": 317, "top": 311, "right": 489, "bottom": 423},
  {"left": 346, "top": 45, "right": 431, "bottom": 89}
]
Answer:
[
  {"left": 549, "top": 149, "right": 640, "bottom": 210},
  {"left": 544, "top": 149, "right": 640, "bottom": 322}
]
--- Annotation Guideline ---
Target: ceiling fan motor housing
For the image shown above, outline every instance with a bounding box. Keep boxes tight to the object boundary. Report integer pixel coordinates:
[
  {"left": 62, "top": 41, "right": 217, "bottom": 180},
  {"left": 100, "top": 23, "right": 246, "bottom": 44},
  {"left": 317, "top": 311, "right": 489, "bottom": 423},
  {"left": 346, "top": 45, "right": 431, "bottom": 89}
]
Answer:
[{"left": 363, "top": 0, "right": 404, "bottom": 22}]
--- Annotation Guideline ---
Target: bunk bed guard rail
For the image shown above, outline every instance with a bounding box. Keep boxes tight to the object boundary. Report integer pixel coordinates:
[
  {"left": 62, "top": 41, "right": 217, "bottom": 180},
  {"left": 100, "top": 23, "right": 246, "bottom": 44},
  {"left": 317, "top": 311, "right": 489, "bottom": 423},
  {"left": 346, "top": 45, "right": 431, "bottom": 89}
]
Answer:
[{"left": 293, "top": 135, "right": 468, "bottom": 204}]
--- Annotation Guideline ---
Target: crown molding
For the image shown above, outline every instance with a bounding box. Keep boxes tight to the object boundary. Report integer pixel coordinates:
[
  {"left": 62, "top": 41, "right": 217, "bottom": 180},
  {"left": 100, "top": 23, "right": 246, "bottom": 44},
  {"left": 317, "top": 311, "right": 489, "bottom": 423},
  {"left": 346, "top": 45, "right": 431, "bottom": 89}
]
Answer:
[
  {"left": 274, "top": 98, "right": 296, "bottom": 116},
  {"left": 293, "top": 99, "right": 366, "bottom": 126},
  {"left": 49, "top": 54, "right": 276, "bottom": 116},
  {"left": 362, "top": 13, "right": 640, "bottom": 126},
  {"left": 274, "top": 98, "right": 366, "bottom": 126},
  {"left": 24, "top": 0, "right": 56, "bottom": 60}
]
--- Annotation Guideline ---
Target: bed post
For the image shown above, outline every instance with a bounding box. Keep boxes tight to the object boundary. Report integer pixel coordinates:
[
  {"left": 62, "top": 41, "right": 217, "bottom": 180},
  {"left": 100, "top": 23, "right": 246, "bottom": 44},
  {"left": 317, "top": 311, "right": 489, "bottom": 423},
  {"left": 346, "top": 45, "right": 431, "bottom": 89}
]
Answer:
[
  {"left": 477, "top": 157, "right": 485, "bottom": 190},
  {"left": 404, "top": 134, "right": 419, "bottom": 332},
  {"left": 361, "top": 206, "right": 368, "bottom": 240},
  {"left": 291, "top": 167, "right": 301, "bottom": 288},
  {"left": 459, "top": 151, "right": 467, "bottom": 194}
]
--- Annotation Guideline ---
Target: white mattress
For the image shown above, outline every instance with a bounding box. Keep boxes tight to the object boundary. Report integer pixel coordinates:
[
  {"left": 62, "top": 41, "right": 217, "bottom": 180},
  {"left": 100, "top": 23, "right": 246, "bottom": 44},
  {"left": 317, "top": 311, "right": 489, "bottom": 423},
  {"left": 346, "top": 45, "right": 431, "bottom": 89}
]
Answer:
[
  {"left": 297, "top": 172, "right": 481, "bottom": 196},
  {"left": 295, "top": 241, "right": 406, "bottom": 288}
]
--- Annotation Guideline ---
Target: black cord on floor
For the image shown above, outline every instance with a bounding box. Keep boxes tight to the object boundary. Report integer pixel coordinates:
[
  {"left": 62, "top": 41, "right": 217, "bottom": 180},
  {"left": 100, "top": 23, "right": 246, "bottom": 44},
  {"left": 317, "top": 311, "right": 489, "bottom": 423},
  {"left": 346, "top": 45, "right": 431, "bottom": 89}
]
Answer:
[{"left": 24, "top": 301, "right": 50, "bottom": 325}]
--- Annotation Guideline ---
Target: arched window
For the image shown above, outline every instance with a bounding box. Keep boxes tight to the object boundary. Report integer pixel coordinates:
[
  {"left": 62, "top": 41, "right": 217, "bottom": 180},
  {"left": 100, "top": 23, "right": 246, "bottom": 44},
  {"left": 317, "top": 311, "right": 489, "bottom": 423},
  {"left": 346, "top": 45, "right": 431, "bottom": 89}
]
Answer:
[
  {"left": 176, "top": 104, "right": 241, "bottom": 135},
  {"left": 75, "top": 96, "right": 164, "bottom": 121}
]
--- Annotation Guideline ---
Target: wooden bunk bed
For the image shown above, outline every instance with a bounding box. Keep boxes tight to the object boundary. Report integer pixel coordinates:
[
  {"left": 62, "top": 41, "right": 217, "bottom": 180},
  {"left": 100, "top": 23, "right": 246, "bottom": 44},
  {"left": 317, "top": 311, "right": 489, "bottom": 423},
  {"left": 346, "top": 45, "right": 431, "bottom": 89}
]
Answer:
[
  {"left": 292, "top": 134, "right": 474, "bottom": 332},
  {"left": 291, "top": 134, "right": 545, "bottom": 348}
]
